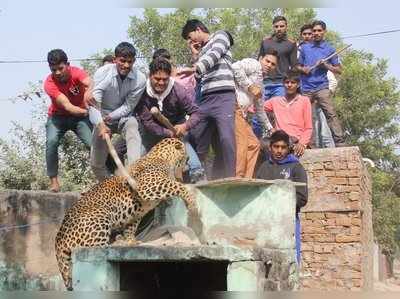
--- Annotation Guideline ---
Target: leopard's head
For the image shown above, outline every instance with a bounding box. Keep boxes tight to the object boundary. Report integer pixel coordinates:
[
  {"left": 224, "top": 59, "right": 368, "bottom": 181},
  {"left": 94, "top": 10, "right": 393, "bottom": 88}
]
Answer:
[{"left": 147, "top": 138, "right": 188, "bottom": 169}]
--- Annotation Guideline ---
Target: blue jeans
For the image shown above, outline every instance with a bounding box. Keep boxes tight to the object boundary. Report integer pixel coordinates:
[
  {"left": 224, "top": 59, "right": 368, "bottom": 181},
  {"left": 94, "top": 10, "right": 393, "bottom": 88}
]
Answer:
[
  {"left": 263, "top": 82, "right": 285, "bottom": 100},
  {"left": 252, "top": 82, "right": 285, "bottom": 137},
  {"left": 314, "top": 106, "right": 335, "bottom": 148},
  {"left": 295, "top": 214, "right": 301, "bottom": 265},
  {"left": 45, "top": 115, "right": 92, "bottom": 177},
  {"left": 142, "top": 132, "right": 204, "bottom": 177}
]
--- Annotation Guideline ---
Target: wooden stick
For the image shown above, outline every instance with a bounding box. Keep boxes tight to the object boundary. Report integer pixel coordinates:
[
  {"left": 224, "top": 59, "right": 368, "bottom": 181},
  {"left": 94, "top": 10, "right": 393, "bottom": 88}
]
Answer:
[
  {"left": 150, "top": 107, "right": 177, "bottom": 135},
  {"left": 101, "top": 125, "right": 137, "bottom": 191},
  {"left": 309, "top": 44, "right": 352, "bottom": 71}
]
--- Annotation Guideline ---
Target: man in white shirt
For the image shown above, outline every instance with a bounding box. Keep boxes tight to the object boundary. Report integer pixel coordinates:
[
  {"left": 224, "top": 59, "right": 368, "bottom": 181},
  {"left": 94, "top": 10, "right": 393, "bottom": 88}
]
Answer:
[
  {"left": 232, "top": 49, "right": 277, "bottom": 177},
  {"left": 89, "top": 42, "right": 146, "bottom": 182}
]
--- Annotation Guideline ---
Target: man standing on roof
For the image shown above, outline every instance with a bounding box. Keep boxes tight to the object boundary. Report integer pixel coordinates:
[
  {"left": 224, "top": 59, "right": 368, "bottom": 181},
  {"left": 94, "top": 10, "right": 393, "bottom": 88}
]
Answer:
[
  {"left": 258, "top": 15, "right": 298, "bottom": 100},
  {"left": 298, "top": 23, "right": 335, "bottom": 148},
  {"left": 296, "top": 20, "right": 346, "bottom": 147},
  {"left": 179, "top": 19, "right": 237, "bottom": 179}
]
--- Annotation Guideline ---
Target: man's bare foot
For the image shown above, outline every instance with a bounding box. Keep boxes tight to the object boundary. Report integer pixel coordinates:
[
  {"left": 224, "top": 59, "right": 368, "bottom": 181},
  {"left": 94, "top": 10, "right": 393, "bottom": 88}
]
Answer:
[{"left": 49, "top": 177, "right": 60, "bottom": 193}]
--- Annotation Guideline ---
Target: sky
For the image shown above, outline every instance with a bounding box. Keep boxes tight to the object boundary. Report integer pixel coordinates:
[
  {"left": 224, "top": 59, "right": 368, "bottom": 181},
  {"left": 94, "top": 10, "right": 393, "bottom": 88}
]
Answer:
[{"left": 1, "top": 1, "right": 399, "bottom": 140}]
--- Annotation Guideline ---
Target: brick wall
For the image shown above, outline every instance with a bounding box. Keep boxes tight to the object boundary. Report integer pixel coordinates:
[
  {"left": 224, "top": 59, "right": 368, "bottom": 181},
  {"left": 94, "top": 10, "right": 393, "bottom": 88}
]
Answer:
[{"left": 300, "top": 146, "right": 373, "bottom": 290}]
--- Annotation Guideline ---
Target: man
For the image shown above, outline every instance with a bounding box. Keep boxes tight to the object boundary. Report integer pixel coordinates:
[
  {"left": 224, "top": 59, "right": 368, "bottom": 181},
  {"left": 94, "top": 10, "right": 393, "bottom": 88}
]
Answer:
[
  {"left": 258, "top": 16, "right": 297, "bottom": 100},
  {"left": 256, "top": 130, "right": 308, "bottom": 264},
  {"left": 179, "top": 19, "right": 236, "bottom": 179},
  {"left": 264, "top": 71, "right": 312, "bottom": 157},
  {"left": 298, "top": 24, "right": 335, "bottom": 148},
  {"left": 152, "top": 48, "right": 196, "bottom": 99},
  {"left": 251, "top": 49, "right": 280, "bottom": 137},
  {"left": 43, "top": 49, "right": 93, "bottom": 192},
  {"left": 89, "top": 42, "right": 146, "bottom": 182},
  {"left": 297, "top": 20, "right": 346, "bottom": 147},
  {"left": 231, "top": 49, "right": 277, "bottom": 177},
  {"left": 135, "top": 58, "right": 205, "bottom": 183},
  {"left": 102, "top": 54, "right": 114, "bottom": 65}
]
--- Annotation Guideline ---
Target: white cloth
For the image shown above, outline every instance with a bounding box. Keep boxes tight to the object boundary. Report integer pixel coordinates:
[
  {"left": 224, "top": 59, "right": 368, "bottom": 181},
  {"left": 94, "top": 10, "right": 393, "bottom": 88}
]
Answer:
[
  {"left": 232, "top": 58, "right": 273, "bottom": 131},
  {"left": 145, "top": 77, "right": 175, "bottom": 112},
  {"left": 327, "top": 71, "right": 338, "bottom": 93}
]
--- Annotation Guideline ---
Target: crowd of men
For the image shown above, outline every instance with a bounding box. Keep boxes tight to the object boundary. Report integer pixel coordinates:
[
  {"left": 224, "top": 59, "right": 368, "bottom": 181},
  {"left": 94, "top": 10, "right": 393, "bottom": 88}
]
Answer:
[{"left": 43, "top": 16, "right": 346, "bottom": 263}]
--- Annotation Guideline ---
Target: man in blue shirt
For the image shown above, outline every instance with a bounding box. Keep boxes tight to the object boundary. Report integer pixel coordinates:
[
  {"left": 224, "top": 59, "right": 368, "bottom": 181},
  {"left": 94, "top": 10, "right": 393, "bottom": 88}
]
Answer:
[{"left": 297, "top": 20, "right": 346, "bottom": 147}]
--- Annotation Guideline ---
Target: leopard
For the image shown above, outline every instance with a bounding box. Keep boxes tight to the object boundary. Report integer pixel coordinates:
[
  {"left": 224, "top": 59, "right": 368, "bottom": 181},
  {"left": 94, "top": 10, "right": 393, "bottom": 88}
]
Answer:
[{"left": 55, "top": 138, "right": 198, "bottom": 290}]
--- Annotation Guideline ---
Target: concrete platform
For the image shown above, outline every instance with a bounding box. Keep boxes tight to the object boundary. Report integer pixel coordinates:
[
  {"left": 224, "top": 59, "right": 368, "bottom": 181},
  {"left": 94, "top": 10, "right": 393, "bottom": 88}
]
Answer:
[{"left": 72, "top": 178, "right": 299, "bottom": 291}]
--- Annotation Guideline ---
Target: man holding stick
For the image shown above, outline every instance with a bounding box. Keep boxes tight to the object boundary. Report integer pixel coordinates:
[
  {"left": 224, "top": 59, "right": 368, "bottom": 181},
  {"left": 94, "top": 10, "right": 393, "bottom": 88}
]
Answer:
[
  {"left": 89, "top": 42, "right": 146, "bottom": 182},
  {"left": 135, "top": 58, "right": 205, "bottom": 183},
  {"left": 296, "top": 20, "right": 346, "bottom": 147}
]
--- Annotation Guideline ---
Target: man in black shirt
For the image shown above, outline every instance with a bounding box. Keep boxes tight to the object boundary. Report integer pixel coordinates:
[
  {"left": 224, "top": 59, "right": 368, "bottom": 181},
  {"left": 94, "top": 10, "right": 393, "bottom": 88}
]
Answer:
[
  {"left": 258, "top": 16, "right": 297, "bottom": 100},
  {"left": 256, "top": 130, "right": 308, "bottom": 264}
]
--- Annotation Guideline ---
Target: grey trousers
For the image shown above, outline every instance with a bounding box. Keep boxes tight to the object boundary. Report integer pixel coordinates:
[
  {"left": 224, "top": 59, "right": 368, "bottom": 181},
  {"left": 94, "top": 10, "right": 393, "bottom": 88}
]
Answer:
[
  {"left": 90, "top": 117, "right": 142, "bottom": 182},
  {"left": 305, "top": 88, "right": 345, "bottom": 144}
]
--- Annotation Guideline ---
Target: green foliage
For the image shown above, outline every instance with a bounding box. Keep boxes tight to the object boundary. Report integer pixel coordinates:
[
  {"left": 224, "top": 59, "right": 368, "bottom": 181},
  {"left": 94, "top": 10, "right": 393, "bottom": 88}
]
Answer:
[
  {"left": 335, "top": 50, "right": 400, "bottom": 168},
  {"left": 371, "top": 168, "right": 400, "bottom": 255},
  {"left": 128, "top": 8, "right": 195, "bottom": 65},
  {"left": 0, "top": 123, "right": 48, "bottom": 190},
  {"left": 128, "top": 8, "right": 316, "bottom": 64}
]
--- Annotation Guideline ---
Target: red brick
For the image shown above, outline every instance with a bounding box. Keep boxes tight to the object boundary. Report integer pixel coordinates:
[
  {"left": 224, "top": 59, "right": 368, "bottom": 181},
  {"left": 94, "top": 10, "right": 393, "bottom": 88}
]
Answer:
[
  {"left": 352, "top": 279, "right": 362, "bottom": 287},
  {"left": 302, "top": 235, "right": 314, "bottom": 242},
  {"left": 326, "top": 219, "right": 336, "bottom": 226},
  {"left": 302, "top": 226, "right": 327, "bottom": 234},
  {"left": 325, "top": 212, "right": 347, "bottom": 219},
  {"left": 348, "top": 192, "right": 360, "bottom": 201},
  {"left": 335, "top": 217, "right": 352, "bottom": 227},
  {"left": 350, "top": 226, "right": 361, "bottom": 235},
  {"left": 336, "top": 234, "right": 361, "bottom": 243},
  {"left": 312, "top": 163, "right": 324, "bottom": 170},
  {"left": 328, "top": 177, "right": 348, "bottom": 185},
  {"left": 351, "top": 218, "right": 362, "bottom": 226},
  {"left": 306, "top": 212, "right": 326, "bottom": 220},
  {"left": 302, "top": 251, "right": 314, "bottom": 261},
  {"left": 314, "top": 253, "right": 329, "bottom": 261},
  {"left": 323, "top": 170, "right": 336, "bottom": 177},
  {"left": 323, "top": 244, "right": 334, "bottom": 253},
  {"left": 336, "top": 169, "right": 360, "bottom": 177},
  {"left": 313, "top": 234, "right": 336, "bottom": 242},
  {"left": 301, "top": 243, "right": 313, "bottom": 251},
  {"left": 324, "top": 162, "right": 334, "bottom": 170},
  {"left": 347, "top": 162, "right": 360, "bottom": 169},
  {"left": 349, "top": 178, "right": 361, "bottom": 185}
]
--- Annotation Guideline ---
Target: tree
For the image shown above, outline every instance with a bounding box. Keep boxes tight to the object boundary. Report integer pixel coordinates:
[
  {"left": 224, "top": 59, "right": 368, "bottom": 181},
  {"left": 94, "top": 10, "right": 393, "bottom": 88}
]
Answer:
[
  {"left": 335, "top": 50, "right": 400, "bottom": 169},
  {"left": 128, "top": 8, "right": 316, "bottom": 64}
]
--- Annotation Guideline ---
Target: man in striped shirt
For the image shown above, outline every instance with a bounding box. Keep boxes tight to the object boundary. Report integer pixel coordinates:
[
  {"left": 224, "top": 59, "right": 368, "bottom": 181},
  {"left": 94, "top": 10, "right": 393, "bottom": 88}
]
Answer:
[{"left": 179, "top": 19, "right": 236, "bottom": 179}]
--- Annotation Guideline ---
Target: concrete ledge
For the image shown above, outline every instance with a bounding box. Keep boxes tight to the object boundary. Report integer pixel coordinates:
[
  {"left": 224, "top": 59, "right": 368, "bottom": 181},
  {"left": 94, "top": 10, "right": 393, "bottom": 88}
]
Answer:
[{"left": 72, "top": 245, "right": 295, "bottom": 263}]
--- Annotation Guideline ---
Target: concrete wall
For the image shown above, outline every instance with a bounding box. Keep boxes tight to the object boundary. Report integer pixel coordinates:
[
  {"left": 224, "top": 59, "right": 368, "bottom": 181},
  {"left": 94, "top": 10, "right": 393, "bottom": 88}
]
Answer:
[
  {"left": 300, "top": 146, "right": 373, "bottom": 290},
  {"left": 0, "top": 190, "right": 78, "bottom": 290}
]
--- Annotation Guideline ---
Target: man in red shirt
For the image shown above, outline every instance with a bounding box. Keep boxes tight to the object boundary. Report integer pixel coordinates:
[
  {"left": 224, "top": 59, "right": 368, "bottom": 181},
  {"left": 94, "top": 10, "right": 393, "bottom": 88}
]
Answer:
[
  {"left": 264, "top": 71, "right": 312, "bottom": 157},
  {"left": 43, "top": 49, "right": 93, "bottom": 192}
]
